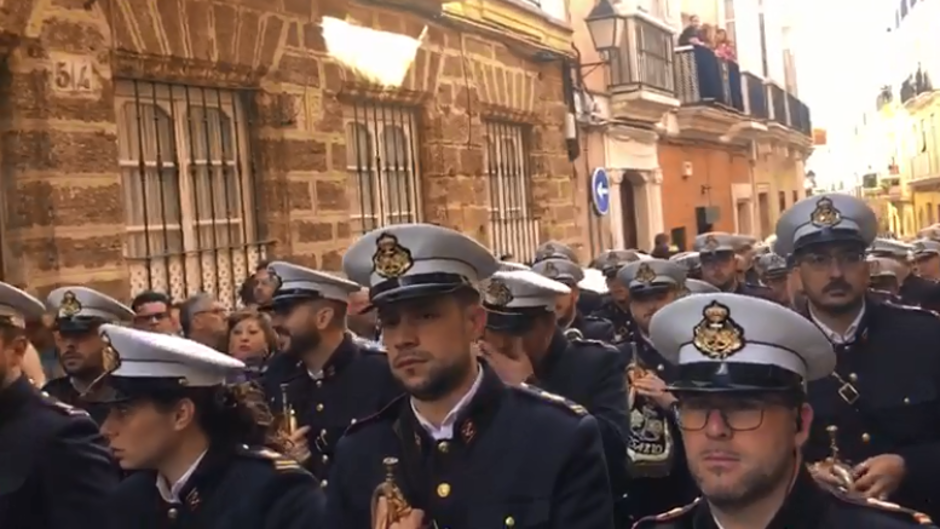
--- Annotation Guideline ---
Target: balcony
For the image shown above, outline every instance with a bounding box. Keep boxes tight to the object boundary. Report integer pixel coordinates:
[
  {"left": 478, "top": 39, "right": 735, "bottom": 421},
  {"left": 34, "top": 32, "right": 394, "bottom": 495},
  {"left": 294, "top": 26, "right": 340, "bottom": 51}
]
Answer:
[
  {"left": 900, "top": 67, "right": 937, "bottom": 112},
  {"left": 672, "top": 45, "right": 745, "bottom": 138},
  {"left": 607, "top": 14, "right": 680, "bottom": 123}
]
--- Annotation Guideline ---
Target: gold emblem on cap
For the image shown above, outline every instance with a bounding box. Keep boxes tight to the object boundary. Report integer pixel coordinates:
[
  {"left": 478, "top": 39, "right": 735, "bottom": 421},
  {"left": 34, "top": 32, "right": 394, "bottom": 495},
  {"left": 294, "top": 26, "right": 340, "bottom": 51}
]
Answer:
[
  {"left": 483, "top": 279, "right": 513, "bottom": 307},
  {"left": 704, "top": 235, "right": 719, "bottom": 251},
  {"left": 372, "top": 233, "right": 414, "bottom": 279},
  {"left": 810, "top": 197, "right": 842, "bottom": 227},
  {"left": 543, "top": 261, "right": 559, "bottom": 278},
  {"left": 59, "top": 290, "right": 82, "bottom": 317},
  {"left": 692, "top": 300, "right": 745, "bottom": 359},
  {"left": 100, "top": 331, "right": 122, "bottom": 374},
  {"left": 635, "top": 263, "right": 657, "bottom": 284}
]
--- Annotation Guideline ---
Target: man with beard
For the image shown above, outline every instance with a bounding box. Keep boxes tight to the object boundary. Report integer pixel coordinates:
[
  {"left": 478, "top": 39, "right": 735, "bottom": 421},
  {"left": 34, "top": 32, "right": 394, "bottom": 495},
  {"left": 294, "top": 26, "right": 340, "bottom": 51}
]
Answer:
[
  {"left": 867, "top": 257, "right": 905, "bottom": 304},
  {"left": 43, "top": 286, "right": 134, "bottom": 424},
  {"left": 260, "top": 261, "right": 401, "bottom": 482},
  {"left": 477, "top": 269, "right": 629, "bottom": 525},
  {"left": 636, "top": 293, "right": 934, "bottom": 528},
  {"left": 531, "top": 258, "right": 615, "bottom": 341},
  {"left": 777, "top": 193, "right": 940, "bottom": 520},
  {"left": 534, "top": 240, "right": 606, "bottom": 317},
  {"left": 616, "top": 259, "right": 698, "bottom": 524},
  {"left": 0, "top": 282, "right": 119, "bottom": 529},
  {"left": 693, "top": 233, "right": 774, "bottom": 301},
  {"left": 671, "top": 251, "right": 703, "bottom": 280},
  {"left": 327, "top": 224, "right": 614, "bottom": 529},
  {"left": 753, "top": 253, "right": 792, "bottom": 306},
  {"left": 589, "top": 250, "right": 645, "bottom": 343}
]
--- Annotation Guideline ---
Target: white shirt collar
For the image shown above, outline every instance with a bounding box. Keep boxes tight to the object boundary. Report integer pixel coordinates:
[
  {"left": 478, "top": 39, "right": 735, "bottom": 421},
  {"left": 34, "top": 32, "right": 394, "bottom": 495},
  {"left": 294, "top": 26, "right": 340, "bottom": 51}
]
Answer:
[
  {"left": 809, "top": 301, "right": 866, "bottom": 344},
  {"left": 156, "top": 450, "right": 208, "bottom": 504},
  {"left": 410, "top": 367, "right": 484, "bottom": 441}
]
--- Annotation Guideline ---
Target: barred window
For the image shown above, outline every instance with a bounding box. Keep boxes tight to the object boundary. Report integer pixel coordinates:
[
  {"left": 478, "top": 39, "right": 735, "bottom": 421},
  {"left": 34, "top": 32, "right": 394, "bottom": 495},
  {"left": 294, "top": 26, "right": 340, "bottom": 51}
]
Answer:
[
  {"left": 345, "top": 101, "right": 421, "bottom": 234},
  {"left": 115, "top": 80, "right": 264, "bottom": 307},
  {"left": 485, "top": 121, "right": 538, "bottom": 262}
]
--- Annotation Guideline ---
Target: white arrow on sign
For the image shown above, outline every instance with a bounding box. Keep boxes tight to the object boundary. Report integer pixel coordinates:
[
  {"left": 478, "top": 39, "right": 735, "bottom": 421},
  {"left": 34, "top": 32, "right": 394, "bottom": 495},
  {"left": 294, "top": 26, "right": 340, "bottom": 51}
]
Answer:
[{"left": 595, "top": 182, "right": 609, "bottom": 197}]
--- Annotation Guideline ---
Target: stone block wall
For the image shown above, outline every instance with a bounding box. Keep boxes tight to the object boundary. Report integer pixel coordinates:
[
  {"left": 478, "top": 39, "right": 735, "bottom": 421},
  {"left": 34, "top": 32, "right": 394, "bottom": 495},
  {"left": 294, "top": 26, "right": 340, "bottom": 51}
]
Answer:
[{"left": 0, "top": 0, "right": 582, "bottom": 302}]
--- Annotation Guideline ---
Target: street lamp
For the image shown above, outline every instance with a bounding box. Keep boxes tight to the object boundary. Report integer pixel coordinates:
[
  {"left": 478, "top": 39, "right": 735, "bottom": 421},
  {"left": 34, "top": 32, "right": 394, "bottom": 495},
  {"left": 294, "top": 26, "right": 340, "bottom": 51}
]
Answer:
[{"left": 584, "top": 0, "right": 625, "bottom": 53}]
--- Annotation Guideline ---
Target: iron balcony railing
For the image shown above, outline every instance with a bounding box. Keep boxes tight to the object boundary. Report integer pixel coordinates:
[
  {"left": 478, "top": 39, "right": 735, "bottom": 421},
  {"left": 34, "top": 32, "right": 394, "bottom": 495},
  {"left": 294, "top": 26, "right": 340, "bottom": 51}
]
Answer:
[
  {"left": 609, "top": 17, "right": 676, "bottom": 95},
  {"left": 742, "top": 71, "right": 768, "bottom": 120},
  {"left": 674, "top": 45, "right": 743, "bottom": 112},
  {"left": 768, "top": 82, "right": 787, "bottom": 127}
]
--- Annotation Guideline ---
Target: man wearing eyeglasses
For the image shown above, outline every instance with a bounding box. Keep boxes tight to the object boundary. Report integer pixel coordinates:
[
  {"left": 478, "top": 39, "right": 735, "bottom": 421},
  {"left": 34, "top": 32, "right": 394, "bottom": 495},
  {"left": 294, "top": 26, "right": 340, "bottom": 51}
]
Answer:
[
  {"left": 776, "top": 193, "right": 940, "bottom": 521},
  {"left": 635, "top": 293, "right": 935, "bottom": 528},
  {"left": 130, "top": 291, "right": 177, "bottom": 335}
]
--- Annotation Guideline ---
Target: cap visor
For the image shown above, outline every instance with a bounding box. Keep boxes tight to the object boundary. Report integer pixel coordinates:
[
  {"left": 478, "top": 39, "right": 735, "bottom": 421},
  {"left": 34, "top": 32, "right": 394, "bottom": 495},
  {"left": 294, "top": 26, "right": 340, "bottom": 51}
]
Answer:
[{"left": 369, "top": 282, "right": 469, "bottom": 308}]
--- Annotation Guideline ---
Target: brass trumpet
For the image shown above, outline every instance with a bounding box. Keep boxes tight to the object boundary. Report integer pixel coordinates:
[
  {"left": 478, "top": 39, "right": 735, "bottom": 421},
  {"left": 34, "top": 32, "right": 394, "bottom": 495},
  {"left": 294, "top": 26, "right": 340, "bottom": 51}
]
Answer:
[
  {"left": 371, "top": 457, "right": 412, "bottom": 529},
  {"left": 279, "top": 383, "right": 298, "bottom": 436},
  {"left": 821, "top": 425, "right": 855, "bottom": 490}
]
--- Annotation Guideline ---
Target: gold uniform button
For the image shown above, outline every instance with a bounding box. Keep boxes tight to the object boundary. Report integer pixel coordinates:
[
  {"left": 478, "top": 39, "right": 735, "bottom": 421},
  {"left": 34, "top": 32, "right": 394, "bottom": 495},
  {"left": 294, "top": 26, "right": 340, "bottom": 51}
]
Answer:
[
  {"left": 316, "top": 380, "right": 323, "bottom": 388},
  {"left": 167, "top": 508, "right": 179, "bottom": 520},
  {"left": 436, "top": 483, "right": 451, "bottom": 498},
  {"left": 437, "top": 441, "right": 450, "bottom": 454},
  {"left": 904, "top": 397, "right": 911, "bottom": 405},
  {"left": 657, "top": 364, "right": 664, "bottom": 372},
  {"left": 321, "top": 479, "right": 328, "bottom": 488},
  {"left": 320, "top": 429, "right": 328, "bottom": 436},
  {"left": 505, "top": 516, "right": 516, "bottom": 527},
  {"left": 862, "top": 433, "right": 871, "bottom": 443},
  {"left": 322, "top": 454, "right": 329, "bottom": 463},
  {"left": 350, "top": 418, "right": 357, "bottom": 425},
  {"left": 316, "top": 403, "right": 324, "bottom": 412},
  {"left": 848, "top": 373, "right": 858, "bottom": 383}
]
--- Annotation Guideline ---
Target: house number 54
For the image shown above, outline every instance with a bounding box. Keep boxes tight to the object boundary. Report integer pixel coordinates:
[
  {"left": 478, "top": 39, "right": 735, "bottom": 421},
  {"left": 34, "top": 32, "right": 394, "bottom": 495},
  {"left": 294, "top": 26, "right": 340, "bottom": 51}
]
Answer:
[{"left": 53, "top": 60, "right": 93, "bottom": 93}]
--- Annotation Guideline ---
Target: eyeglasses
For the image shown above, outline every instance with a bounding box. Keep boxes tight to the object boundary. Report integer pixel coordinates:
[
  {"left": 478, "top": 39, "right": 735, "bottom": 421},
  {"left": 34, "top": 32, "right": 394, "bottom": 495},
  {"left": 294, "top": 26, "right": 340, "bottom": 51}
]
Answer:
[
  {"left": 676, "top": 401, "right": 770, "bottom": 432},
  {"left": 133, "top": 312, "right": 169, "bottom": 324}
]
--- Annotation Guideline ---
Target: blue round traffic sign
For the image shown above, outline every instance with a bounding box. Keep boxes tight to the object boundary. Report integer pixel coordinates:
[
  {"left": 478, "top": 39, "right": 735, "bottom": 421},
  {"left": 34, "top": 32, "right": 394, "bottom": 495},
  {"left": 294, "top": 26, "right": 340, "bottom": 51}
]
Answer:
[{"left": 591, "top": 168, "right": 611, "bottom": 216}]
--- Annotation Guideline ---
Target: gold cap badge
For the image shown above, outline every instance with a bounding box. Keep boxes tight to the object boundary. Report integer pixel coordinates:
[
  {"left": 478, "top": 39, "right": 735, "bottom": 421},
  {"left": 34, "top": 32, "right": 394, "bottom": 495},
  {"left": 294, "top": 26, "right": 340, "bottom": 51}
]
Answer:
[
  {"left": 635, "top": 263, "right": 657, "bottom": 284},
  {"left": 810, "top": 197, "right": 842, "bottom": 227},
  {"left": 100, "top": 331, "right": 122, "bottom": 374},
  {"left": 59, "top": 290, "right": 82, "bottom": 318},
  {"left": 483, "top": 279, "right": 513, "bottom": 307},
  {"left": 692, "top": 301, "right": 745, "bottom": 359},
  {"left": 704, "top": 235, "right": 719, "bottom": 251},
  {"left": 543, "top": 261, "right": 559, "bottom": 278},
  {"left": 372, "top": 233, "right": 414, "bottom": 279}
]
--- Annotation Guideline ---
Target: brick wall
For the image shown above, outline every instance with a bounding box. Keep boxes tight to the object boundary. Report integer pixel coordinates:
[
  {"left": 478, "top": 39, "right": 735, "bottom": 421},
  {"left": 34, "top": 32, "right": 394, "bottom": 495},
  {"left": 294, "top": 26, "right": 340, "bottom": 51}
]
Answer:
[
  {"left": 0, "top": 0, "right": 581, "bottom": 302},
  {"left": 658, "top": 141, "right": 750, "bottom": 248}
]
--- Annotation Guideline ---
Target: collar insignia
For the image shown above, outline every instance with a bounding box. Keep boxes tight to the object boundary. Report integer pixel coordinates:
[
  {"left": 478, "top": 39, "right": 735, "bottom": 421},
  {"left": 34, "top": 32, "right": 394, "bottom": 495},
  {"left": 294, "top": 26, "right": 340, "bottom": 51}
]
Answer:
[
  {"left": 372, "top": 233, "right": 414, "bottom": 279},
  {"left": 692, "top": 301, "right": 745, "bottom": 359}
]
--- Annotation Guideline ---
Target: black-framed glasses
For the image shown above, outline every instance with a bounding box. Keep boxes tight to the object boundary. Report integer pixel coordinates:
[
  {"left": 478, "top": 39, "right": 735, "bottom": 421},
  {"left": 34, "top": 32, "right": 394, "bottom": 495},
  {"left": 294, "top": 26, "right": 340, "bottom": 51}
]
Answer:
[
  {"left": 676, "top": 401, "right": 768, "bottom": 432},
  {"left": 133, "top": 312, "right": 170, "bottom": 325}
]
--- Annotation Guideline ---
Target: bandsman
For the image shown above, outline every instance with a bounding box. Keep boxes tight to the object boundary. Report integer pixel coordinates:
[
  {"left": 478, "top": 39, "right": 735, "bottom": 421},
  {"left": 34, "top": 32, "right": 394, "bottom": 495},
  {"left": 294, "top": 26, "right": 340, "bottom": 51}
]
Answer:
[
  {"left": 754, "top": 252, "right": 792, "bottom": 306},
  {"left": 589, "top": 249, "right": 646, "bottom": 343},
  {"left": 692, "top": 233, "right": 775, "bottom": 300},
  {"left": 531, "top": 258, "right": 616, "bottom": 342}
]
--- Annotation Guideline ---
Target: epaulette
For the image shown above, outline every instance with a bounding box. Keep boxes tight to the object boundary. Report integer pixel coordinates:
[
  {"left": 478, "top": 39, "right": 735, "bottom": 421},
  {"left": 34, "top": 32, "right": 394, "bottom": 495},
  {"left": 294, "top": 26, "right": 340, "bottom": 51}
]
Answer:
[
  {"left": 633, "top": 498, "right": 701, "bottom": 527},
  {"left": 516, "top": 383, "right": 588, "bottom": 416},
  {"left": 237, "top": 445, "right": 306, "bottom": 473},
  {"left": 831, "top": 490, "right": 934, "bottom": 525},
  {"left": 884, "top": 301, "right": 938, "bottom": 317},
  {"left": 40, "top": 391, "right": 90, "bottom": 417},
  {"left": 343, "top": 394, "right": 406, "bottom": 437}
]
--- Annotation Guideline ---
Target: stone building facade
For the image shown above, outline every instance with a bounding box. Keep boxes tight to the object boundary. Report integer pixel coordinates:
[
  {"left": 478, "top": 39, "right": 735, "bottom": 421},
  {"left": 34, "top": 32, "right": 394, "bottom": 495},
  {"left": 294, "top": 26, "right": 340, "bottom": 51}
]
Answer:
[{"left": 0, "top": 0, "right": 582, "bottom": 304}]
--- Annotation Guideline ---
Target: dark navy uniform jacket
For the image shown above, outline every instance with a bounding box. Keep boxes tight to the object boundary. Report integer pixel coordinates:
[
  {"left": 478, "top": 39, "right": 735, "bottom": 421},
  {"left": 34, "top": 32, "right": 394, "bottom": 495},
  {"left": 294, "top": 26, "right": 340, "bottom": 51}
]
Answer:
[
  {"left": 733, "top": 281, "right": 778, "bottom": 302},
  {"left": 261, "top": 335, "right": 402, "bottom": 481},
  {"left": 570, "top": 312, "right": 616, "bottom": 342},
  {"left": 41, "top": 377, "right": 111, "bottom": 425},
  {"left": 802, "top": 297, "right": 940, "bottom": 519},
  {"left": 634, "top": 467, "right": 936, "bottom": 528},
  {"left": 591, "top": 299, "right": 637, "bottom": 343},
  {"left": 107, "top": 444, "right": 325, "bottom": 529},
  {"left": 900, "top": 275, "right": 940, "bottom": 312},
  {"left": 325, "top": 364, "right": 615, "bottom": 529},
  {"left": 529, "top": 329, "right": 629, "bottom": 524},
  {"left": 1, "top": 375, "right": 120, "bottom": 529}
]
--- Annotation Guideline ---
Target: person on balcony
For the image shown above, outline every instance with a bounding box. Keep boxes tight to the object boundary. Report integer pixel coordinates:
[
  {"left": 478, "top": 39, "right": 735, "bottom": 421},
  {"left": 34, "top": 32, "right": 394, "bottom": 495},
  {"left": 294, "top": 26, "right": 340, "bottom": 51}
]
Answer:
[
  {"left": 677, "top": 14, "right": 703, "bottom": 45},
  {"left": 714, "top": 28, "right": 736, "bottom": 62}
]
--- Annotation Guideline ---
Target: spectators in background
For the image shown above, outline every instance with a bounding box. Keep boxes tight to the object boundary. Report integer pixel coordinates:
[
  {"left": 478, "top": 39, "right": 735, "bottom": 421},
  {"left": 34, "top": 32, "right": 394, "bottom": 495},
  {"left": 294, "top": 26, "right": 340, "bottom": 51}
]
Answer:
[
  {"left": 251, "top": 262, "right": 277, "bottom": 307},
  {"left": 678, "top": 14, "right": 703, "bottom": 45},
  {"left": 130, "top": 290, "right": 177, "bottom": 334},
  {"left": 180, "top": 293, "right": 229, "bottom": 351},
  {"left": 714, "top": 28, "right": 736, "bottom": 61},
  {"left": 227, "top": 309, "right": 279, "bottom": 377}
]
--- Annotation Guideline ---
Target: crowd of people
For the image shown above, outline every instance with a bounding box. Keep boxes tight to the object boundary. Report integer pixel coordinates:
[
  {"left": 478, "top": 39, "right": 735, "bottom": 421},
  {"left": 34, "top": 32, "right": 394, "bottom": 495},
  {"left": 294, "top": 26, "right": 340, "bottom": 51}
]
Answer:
[
  {"left": 6, "top": 191, "right": 940, "bottom": 529},
  {"left": 677, "top": 14, "right": 737, "bottom": 62}
]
